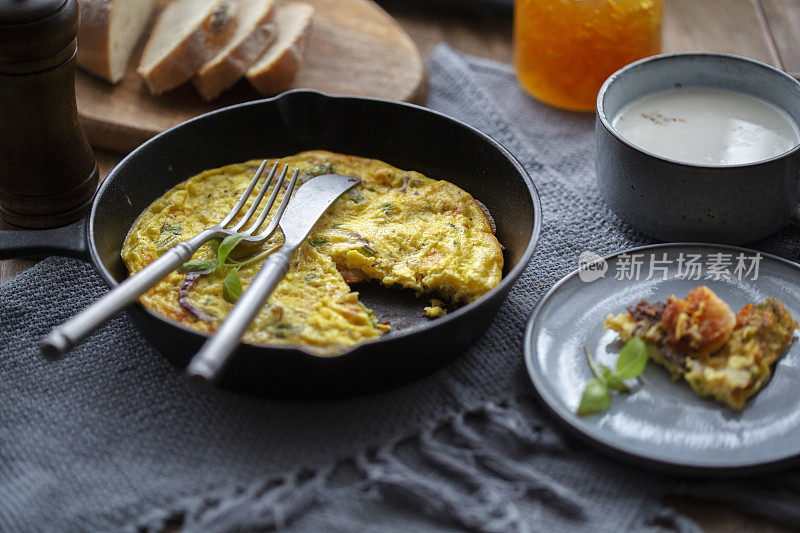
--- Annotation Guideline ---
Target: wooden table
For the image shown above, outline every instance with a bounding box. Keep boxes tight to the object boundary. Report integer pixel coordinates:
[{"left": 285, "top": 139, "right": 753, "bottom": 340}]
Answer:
[{"left": 2, "top": 1, "right": 797, "bottom": 530}]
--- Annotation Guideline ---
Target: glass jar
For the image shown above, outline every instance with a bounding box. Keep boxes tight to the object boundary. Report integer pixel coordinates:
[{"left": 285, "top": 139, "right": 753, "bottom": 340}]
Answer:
[{"left": 514, "top": 0, "right": 663, "bottom": 111}]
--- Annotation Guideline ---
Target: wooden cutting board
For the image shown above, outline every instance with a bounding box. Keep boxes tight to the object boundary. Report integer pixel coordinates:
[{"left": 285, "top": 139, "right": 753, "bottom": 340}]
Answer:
[{"left": 76, "top": 0, "right": 425, "bottom": 153}]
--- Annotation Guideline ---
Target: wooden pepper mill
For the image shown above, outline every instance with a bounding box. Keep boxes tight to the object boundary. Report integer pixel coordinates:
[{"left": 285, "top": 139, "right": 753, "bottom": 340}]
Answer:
[{"left": 0, "top": 0, "right": 98, "bottom": 228}]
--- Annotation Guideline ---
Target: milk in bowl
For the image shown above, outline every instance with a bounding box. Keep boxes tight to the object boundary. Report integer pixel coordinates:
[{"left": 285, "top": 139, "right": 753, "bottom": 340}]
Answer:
[{"left": 611, "top": 87, "right": 800, "bottom": 166}]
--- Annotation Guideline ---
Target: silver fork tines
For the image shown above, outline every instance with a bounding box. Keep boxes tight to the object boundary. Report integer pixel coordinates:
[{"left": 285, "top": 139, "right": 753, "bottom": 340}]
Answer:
[
  {"left": 253, "top": 167, "right": 299, "bottom": 240},
  {"left": 219, "top": 160, "right": 270, "bottom": 228},
  {"left": 229, "top": 162, "right": 280, "bottom": 232},
  {"left": 225, "top": 164, "right": 298, "bottom": 242}
]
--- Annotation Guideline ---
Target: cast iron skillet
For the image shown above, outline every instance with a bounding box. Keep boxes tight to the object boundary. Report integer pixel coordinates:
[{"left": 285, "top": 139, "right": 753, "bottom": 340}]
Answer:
[{"left": 0, "top": 90, "right": 542, "bottom": 398}]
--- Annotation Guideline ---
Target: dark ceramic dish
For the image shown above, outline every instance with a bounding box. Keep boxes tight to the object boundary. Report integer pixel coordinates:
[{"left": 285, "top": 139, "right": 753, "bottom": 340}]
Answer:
[
  {"left": 596, "top": 52, "right": 800, "bottom": 245},
  {"left": 0, "top": 90, "right": 542, "bottom": 398}
]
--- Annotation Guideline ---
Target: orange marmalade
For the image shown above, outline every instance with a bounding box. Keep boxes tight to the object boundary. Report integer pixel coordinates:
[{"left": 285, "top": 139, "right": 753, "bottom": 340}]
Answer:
[{"left": 514, "top": 0, "right": 663, "bottom": 111}]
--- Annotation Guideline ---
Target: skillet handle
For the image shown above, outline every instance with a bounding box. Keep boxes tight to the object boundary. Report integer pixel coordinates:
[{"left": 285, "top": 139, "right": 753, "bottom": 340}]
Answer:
[
  {"left": 40, "top": 230, "right": 213, "bottom": 360},
  {"left": 0, "top": 217, "right": 89, "bottom": 260},
  {"left": 186, "top": 247, "right": 292, "bottom": 385}
]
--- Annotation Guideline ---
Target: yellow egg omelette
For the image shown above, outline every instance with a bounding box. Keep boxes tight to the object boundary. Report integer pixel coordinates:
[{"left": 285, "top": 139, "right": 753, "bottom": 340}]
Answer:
[{"left": 121, "top": 151, "right": 504, "bottom": 354}]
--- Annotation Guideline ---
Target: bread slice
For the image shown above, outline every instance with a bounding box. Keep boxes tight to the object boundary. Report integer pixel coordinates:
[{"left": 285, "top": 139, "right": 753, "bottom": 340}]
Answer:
[
  {"left": 193, "top": 0, "right": 277, "bottom": 101},
  {"left": 246, "top": 2, "right": 314, "bottom": 96},
  {"left": 77, "top": 0, "right": 156, "bottom": 83},
  {"left": 137, "top": 0, "right": 238, "bottom": 95}
]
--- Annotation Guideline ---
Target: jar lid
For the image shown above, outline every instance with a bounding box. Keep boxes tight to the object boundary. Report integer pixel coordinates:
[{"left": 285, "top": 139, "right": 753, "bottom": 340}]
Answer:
[{"left": 0, "top": 0, "right": 78, "bottom": 64}]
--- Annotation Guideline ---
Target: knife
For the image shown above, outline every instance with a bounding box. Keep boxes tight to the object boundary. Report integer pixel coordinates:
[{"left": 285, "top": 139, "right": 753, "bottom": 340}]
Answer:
[{"left": 186, "top": 173, "right": 359, "bottom": 385}]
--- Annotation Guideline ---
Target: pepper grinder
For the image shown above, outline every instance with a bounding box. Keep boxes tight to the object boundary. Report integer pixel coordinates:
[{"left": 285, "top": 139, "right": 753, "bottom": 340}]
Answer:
[{"left": 0, "top": 0, "right": 98, "bottom": 228}]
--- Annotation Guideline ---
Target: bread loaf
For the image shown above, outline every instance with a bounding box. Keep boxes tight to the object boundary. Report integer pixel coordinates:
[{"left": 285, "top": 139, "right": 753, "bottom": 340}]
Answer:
[
  {"left": 193, "top": 0, "right": 277, "bottom": 101},
  {"left": 246, "top": 2, "right": 314, "bottom": 96},
  {"left": 77, "top": 0, "right": 156, "bottom": 83},
  {"left": 137, "top": 0, "right": 238, "bottom": 95}
]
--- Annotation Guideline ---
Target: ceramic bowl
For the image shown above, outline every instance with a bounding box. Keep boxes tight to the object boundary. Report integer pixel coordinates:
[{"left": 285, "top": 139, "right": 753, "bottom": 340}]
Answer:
[{"left": 596, "top": 52, "right": 800, "bottom": 244}]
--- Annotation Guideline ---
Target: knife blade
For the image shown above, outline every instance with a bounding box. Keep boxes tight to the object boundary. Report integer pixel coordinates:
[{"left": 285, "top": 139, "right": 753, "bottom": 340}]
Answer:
[{"left": 280, "top": 173, "right": 360, "bottom": 248}]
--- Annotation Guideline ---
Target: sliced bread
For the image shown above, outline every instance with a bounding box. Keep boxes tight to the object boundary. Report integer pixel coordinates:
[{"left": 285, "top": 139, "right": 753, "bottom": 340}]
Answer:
[
  {"left": 137, "top": 0, "right": 238, "bottom": 95},
  {"left": 193, "top": 0, "right": 277, "bottom": 101},
  {"left": 77, "top": 0, "right": 156, "bottom": 83},
  {"left": 246, "top": 2, "right": 314, "bottom": 96}
]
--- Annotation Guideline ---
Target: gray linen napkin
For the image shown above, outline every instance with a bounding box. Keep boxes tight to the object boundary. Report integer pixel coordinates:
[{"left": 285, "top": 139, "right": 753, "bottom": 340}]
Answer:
[{"left": 2, "top": 45, "right": 800, "bottom": 532}]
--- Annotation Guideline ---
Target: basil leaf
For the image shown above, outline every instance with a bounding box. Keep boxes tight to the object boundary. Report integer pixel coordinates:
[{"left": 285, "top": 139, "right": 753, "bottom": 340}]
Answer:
[
  {"left": 217, "top": 235, "right": 244, "bottom": 267},
  {"left": 577, "top": 378, "right": 611, "bottom": 416},
  {"left": 223, "top": 268, "right": 243, "bottom": 303},
  {"left": 601, "top": 365, "right": 630, "bottom": 393},
  {"left": 616, "top": 337, "right": 649, "bottom": 379},
  {"left": 208, "top": 239, "right": 221, "bottom": 254},
  {"left": 179, "top": 259, "right": 216, "bottom": 274}
]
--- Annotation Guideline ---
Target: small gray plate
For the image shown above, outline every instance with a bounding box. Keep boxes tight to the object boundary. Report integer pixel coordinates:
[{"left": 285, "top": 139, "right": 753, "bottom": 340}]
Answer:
[{"left": 524, "top": 243, "right": 800, "bottom": 474}]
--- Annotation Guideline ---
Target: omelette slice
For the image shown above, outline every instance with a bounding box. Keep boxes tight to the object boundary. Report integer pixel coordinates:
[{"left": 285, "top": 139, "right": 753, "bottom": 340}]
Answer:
[
  {"left": 604, "top": 286, "right": 797, "bottom": 409},
  {"left": 121, "top": 151, "right": 503, "bottom": 354}
]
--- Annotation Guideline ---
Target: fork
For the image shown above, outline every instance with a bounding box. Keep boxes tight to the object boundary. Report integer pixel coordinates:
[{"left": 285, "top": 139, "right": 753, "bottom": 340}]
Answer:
[{"left": 41, "top": 160, "right": 300, "bottom": 359}]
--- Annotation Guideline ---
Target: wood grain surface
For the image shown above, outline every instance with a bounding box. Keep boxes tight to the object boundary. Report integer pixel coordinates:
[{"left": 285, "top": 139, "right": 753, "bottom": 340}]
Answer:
[
  {"left": 4, "top": 1, "right": 800, "bottom": 530},
  {"left": 761, "top": 0, "right": 800, "bottom": 74},
  {"left": 663, "top": 0, "right": 781, "bottom": 65},
  {"left": 76, "top": 0, "right": 424, "bottom": 153}
]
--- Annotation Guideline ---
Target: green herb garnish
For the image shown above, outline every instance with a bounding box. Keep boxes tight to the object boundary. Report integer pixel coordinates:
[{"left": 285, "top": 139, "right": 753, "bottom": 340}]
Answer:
[
  {"left": 155, "top": 234, "right": 178, "bottom": 251},
  {"left": 615, "top": 336, "right": 649, "bottom": 379},
  {"left": 161, "top": 224, "right": 182, "bottom": 235},
  {"left": 357, "top": 302, "right": 379, "bottom": 328},
  {"left": 179, "top": 234, "right": 274, "bottom": 278},
  {"left": 154, "top": 224, "right": 182, "bottom": 251},
  {"left": 380, "top": 202, "right": 393, "bottom": 214},
  {"left": 308, "top": 237, "right": 328, "bottom": 247},
  {"left": 216, "top": 235, "right": 244, "bottom": 268},
  {"left": 306, "top": 162, "right": 334, "bottom": 177},
  {"left": 179, "top": 259, "right": 217, "bottom": 275},
  {"left": 229, "top": 249, "right": 272, "bottom": 269},
  {"left": 223, "top": 268, "right": 243, "bottom": 303},
  {"left": 577, "top": 337, "right": 648, "bottom": 416},
  {"left": 577, "top": 378, "right": 611, "bottom": 416},
  {"left": 348, "top": 189, "right": 365, "bottom": 203}
]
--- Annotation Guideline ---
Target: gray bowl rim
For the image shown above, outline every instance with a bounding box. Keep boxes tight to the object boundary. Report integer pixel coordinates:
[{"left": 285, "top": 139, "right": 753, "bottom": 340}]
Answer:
[
  {"left": 524, "top": 241, "right": 800, "bottom": 476},
  {"left": 596, "top": 52, "right": 800, "bottom": 170}
]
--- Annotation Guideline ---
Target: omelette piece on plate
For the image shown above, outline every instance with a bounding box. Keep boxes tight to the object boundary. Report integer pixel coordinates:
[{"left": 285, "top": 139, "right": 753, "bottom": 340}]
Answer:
[
  {"left": 604, "top": 286, "right": 797, "bottom": 409},
  {"left": 121, "top": 150, "right": 504, "bottom": 354}
]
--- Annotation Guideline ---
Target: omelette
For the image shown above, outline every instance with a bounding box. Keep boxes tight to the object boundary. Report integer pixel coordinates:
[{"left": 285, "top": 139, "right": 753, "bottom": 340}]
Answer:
[
  {"left": 121, "top": 151, "right": 504, "bottom": 354},
  {"left": 604, "top": 286, "right": 797, "bottom": 409}
]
